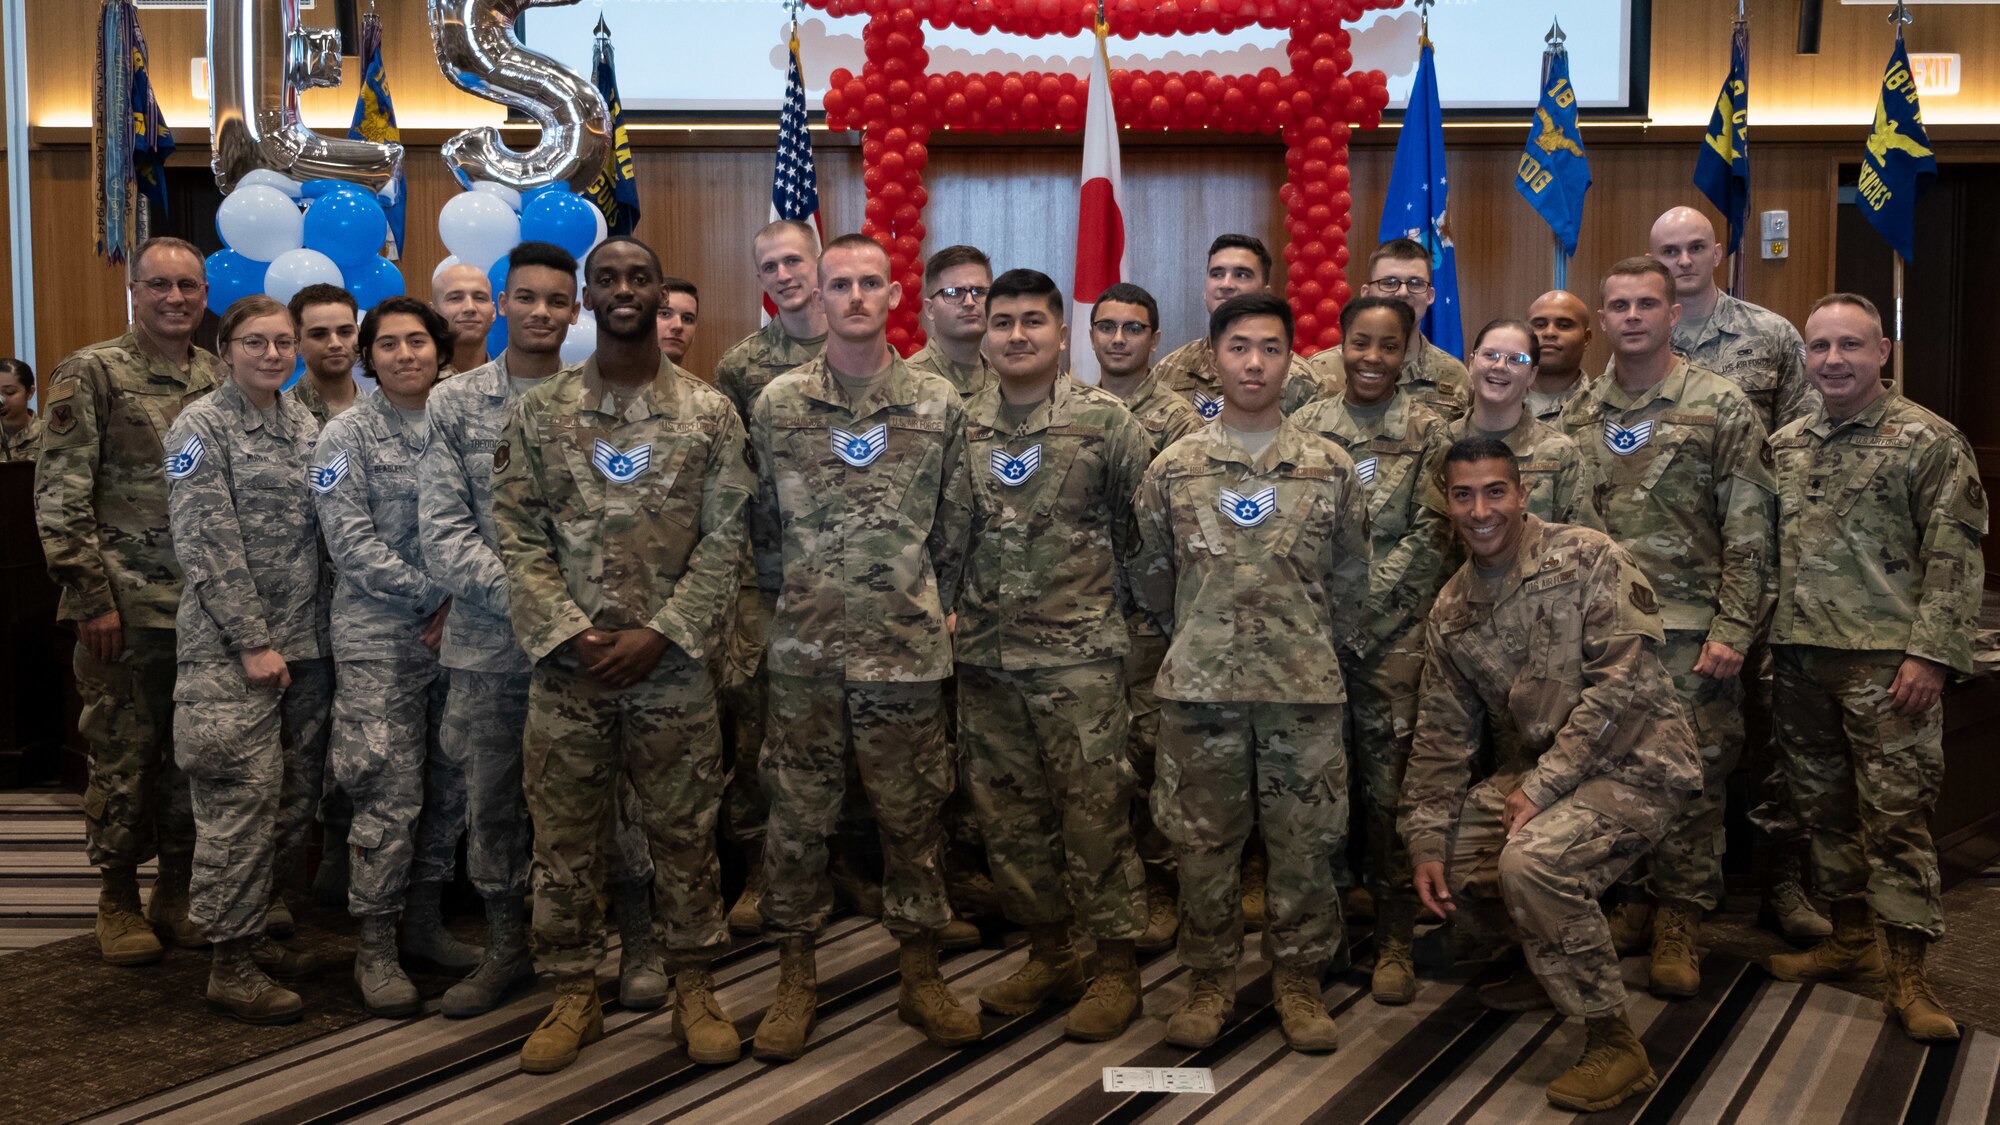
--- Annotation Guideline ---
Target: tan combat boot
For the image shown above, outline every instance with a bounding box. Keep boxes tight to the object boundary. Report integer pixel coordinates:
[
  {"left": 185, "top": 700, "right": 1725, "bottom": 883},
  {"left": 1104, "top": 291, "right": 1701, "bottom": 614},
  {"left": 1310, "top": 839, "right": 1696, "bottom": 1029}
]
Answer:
[
  {"left": 1241, "top": 852, "right": 1268, "bottom": 933},
  {"left": 938, "top": 917, "right": 983, "bottom": 950},
  {"left": 1545, "top": 1011, "right": 1657, "bottom": 1112},
  {"left": 1647, "top": 903, "right": 1702, "bottom": 999},
  {"left": 250, "top": 934, "right": 337, "bottom": 981},
  {"left": 674, "top": 965, "right": 744, "bottom": 1064},
  {"left": 1273, "top": 963, "right": 1339, "bottom": 1053},
  {"left": 147, "top": 852, "right": 206, "bottom": 949},
  {"left": 1064, "top": 939, "right": 1141, "bottom": 1042},
  {"left": 1606, "top": 896, "right": 1654, "bottom": 957},
  {"left": 727, "top": 846, "right": 765, "bottom": 935},
  {"left": 896, "top": 933, "right": 982, "bottom": 1046},
  {"left": 1880, "top": 927, "right": 1959, "bottom": 1042},
  {"left": 1163, "top": 967, "right": 1235, "bottom": 1048},
  {"left": 520, "top": 974, "right": 604, "bottom": 1074},
  {"left": 1136, "top": 866, "right": 1179, "bottom": 953},
  {"left": 1370, "top": 895, "right": 1417, "bottom": 1006},
  {"left": 1759, "top": 848, "right": 1831, "bottom": 944},
  {"left": 1768, "top": 898, "right": 1885, "bottom": 983},
  {"left": 1477, "top": 966, "right": 1555, "bottom": 1012},
  {"left": 978, "top": 924, "right": 1083, "bottom": 1016},
  {"left": 753, "top": 937, "right": 818, "bottom": 1062},
  {"left": 97, "top": 867, "right": 164, "bottom": 966},
  {"left": 207, "top": 937, "right": 304, "bottom": 1025}
]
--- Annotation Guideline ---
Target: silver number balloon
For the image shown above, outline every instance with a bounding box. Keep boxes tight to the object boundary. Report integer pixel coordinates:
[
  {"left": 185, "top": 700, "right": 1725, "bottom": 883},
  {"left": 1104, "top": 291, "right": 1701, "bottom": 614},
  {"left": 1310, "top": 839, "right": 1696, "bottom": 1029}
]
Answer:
[
  {"left": 429, "top": 0, "right": 610, "bottom": 193},
  {"left": 209, "top": 0, "right": 404, "bottom": 194}
]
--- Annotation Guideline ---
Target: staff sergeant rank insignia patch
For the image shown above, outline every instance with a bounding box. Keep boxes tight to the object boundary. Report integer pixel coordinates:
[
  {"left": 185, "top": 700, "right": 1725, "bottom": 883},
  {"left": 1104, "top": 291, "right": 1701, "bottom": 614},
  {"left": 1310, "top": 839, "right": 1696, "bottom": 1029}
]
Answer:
[
  {"left": 591, "top": 439, "right": 652, "bottom": 484},
  {"left": 1603, "top": 419, "right": 1654, "bottom": 456},
  {"left": 309, "top": 450, "right": 350, "bottom": 494},
  {"left": 989, "top": 444, "right": 1041, "bottom": 486},
  {"left": 164, "top": 434, "right": 205, "bottom": 481},
  {"left": 1192, "top": 391, "right": 1224, "bottom": 421},
  {"left": 1353, "top": 456, "right": 1379, "bottom": 486},
  {"left": 1219, "top": 486, "right": 1278, "bottom": 528},
  {"left": 831, "top": 424, "right": 888, "bottom": 468}
]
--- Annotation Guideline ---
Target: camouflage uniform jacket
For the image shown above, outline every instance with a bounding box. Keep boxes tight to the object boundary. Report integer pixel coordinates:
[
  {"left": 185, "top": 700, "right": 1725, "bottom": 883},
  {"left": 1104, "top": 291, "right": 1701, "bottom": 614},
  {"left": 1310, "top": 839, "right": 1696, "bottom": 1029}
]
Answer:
[
  {"left": 1561, "top": 357, "right": 1775, "bottom": 650},
  {"left": 0, "top": 417, "right": 42, "bottom": 462},
  {"left": 419, "top": 351, "right": 539, "bottom": 675},
  {"left": 1769, "top": 389, "right": 1988, "bottom": 675},
  {"left": 1404, "top": 332, "right": 1471, "bottom": 422},
  {"left": 35, "top": 329, "right": 220, "bottom": 626},
  {"left": 1152, "top": 338, "right": 1326, "bottom": 422},
  {"left": 287, "top": 374, "right": 357, "bottom": 427},
  {"left": 1108, "top": 367, "right": 1204, "bottom": 464},
  {"left": 492, "top": 357, "right": 753, "bottom": 664},
  {"left": 1448, "top": 412, "right": 1606, "bottom": 532},
  {"left": 164, "top": 379, "right": 325, "bottom": 665},
  {"left": 312, "top": 391, "right": 449, "bottom": 661},
  {"left": 1132, "top": 421, "right": 1371, "bottom": 704},
  {"left": 1400, "top": 516, "right": 1701, "bottom": 866},
  {"left": 1288, "top": 390, "right": 1453, "bottom": 652},
  {"left": 715, "top": 319, "right": 826, "bottom": 424},
  {"left": 905, "top": 339, "right": 996, "bottom": 400},
  {"left": 1525, "top": 375, "right": 1589, "bottom": 425},
  {"left": 749, "top": 355, "right": 972, "bottom": 684},
  {"left": 957, "top": 377, "right": 1153, "bottom": 671},
  {"left": 1675, "top": 290, "right": 1816, "bottom": 433}
]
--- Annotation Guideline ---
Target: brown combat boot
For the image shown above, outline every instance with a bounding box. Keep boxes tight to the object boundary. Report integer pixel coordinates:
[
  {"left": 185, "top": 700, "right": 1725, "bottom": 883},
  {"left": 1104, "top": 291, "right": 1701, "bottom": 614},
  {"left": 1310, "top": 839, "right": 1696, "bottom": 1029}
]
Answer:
[
  {"left": 520, "top": 975, "right": 604, "bottom": 1074},
  {"left": 1163, "top": 967, "right": 1235, "bottom": 1048},
  {"left": 1880, "top": 927, "right": 1960, "bottom": 1042},
  {"left": 1768, "top": 898, "right": 1885, "bottom": 983},
  {"left": 1606, "top": 896, "right": 1654, "bottom": 957},
  {"left": 727, "top": 845, "right": 765, "bottom": 935},
  {"left": 1241, "top": 851, "right": 1268, "bottom": 932},
  {"left": 250, "top": 935, "right": 337, "bottom": 981},
  {"left": 147, "top": 853, "right": 206, "bottom": 949},
  {"left": 1273, "top": 963, "right": 1339, "bottom": 1052},
  {"left": 978, "top": 924, "right": 1083, "bottom": 1015},
  {"left": 1647, "top": 903, "right": 1702, "bottom": 999},
  {"left": 1478, "top": 966, "right": 1556, "bottom": 1012},
  {"left": 1370, "top": 896, "right": 1417, "bottom": 1006},
  {"left": 896, "top": 933, "right": 981, "bottom": 1046},
  {"left": 1136, "top": 866, "right": 1179, "bottom": 953},
  {"left": 1545, "top": 1011, "right": 1657, "bottom": 1112},
  {"left": 753, "top": 937, "right": 819, "bottom": 1062},
  {"left": 206, "top": 937, "right": 304, "bottom": 1025},
  {"left": 97, "top": 867, "right": 164, "bottom": 966},
  {"left": 1064, "top": 939, "right": 1141, "bottom": 1042},
  {"left": 938, "top": 917, "right": 983, "bottom": 950},
  {"left": 674, "top": 965, "right": 744, "bottom": 1064}
]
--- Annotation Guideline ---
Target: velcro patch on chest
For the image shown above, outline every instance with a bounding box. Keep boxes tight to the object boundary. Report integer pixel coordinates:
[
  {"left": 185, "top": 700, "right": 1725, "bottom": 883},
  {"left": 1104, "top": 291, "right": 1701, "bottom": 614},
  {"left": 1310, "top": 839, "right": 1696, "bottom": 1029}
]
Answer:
[
  {"left": 831, "top": 424, "right": 888, "bottom": 467},
  {"left": 591, "top": 439, "right": 653, "bottom": 483},
  {"left": 989, "top": 444, "right": 1041, "bottom": 486},
  {"left": 1354, "top": 456, "right": 1379, "bottom": 485},
  {"left": 1219, "top": 486, "right": 1277, "bottom": 527},
  {"left": 1602, "top": 420, "right": 1653, "bottom": 456}
]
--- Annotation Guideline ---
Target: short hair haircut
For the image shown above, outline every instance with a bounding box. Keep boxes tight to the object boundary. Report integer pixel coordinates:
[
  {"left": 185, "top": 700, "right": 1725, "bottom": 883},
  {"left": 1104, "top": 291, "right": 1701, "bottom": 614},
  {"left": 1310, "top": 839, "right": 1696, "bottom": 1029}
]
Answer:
[
  {"left": 1339, "top": 294, "right": 1416, "bottom": 342},
  {"left": 1443, "top": 435, "right": 1521, "bottom": 483},
  {"left": 923, "top": 245, "right": 992, "bottom": 289},
  {"left": 216, "top": 295, "right": 293, "bottom": 352},
  {"left": 1091, "top": 282, "right": 1160, "bottom": 331},
  {"left": 0, "top": 357, "right": 35, "bottom": 392},
  {"left": 507, "top": 240, "right": 579, "bottom": 284},
  {"left": 1600, "top": 256, "right": 1676, "bottom": 300},
  {"left": 1470, "top": 317, "right": 1537, "bottom": 361},
  {"left": 1809, "top": 291, "right": 1884, "bottom": 333},
  {"left": 755, "top": 219, "right": 819, "bottom": 255},
  {"left": 130, "top": 236, "right": 205, "bottom": 283},
  {"left": 1369, "top": 238, "right": 1432, "bottom": 277},
  {"left": 357, "top": 296, "right": 452, "bottom": 378},
  {"left": 287, "top": 283, "right": 357, "bottom": 325},
  {"left": 1208, "top": 234, "right": 1273, "bottom": 282},
  {"left": 1208, "top": 291, "right": 1294, "bottom": 347},
  {"left": 662, "top": 276, "right": 699, "bottom": 304},
  {"left": 582, "top": 235, "right": 662, "bottom": 279},
  {"left": 985, "top": 268, "right": 1064, "bottom": 319},
  {"left": 820, "top": 232, "right": 891, "bottom": 269}
]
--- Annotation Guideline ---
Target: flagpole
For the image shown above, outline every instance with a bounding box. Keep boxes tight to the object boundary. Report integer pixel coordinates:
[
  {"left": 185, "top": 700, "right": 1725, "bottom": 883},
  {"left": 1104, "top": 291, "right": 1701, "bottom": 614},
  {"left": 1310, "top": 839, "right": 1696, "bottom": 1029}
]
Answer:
[{"left": 1888, "top": 0, "right": 1911, "bottom": 391}]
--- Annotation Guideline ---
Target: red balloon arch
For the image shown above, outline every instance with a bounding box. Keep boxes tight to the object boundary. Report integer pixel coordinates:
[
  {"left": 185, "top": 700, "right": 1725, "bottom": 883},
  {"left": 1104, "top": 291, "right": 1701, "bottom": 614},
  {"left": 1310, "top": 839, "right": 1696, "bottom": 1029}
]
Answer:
[{"left": 812, "top": 0, "right": 1397, "bottom": 356}]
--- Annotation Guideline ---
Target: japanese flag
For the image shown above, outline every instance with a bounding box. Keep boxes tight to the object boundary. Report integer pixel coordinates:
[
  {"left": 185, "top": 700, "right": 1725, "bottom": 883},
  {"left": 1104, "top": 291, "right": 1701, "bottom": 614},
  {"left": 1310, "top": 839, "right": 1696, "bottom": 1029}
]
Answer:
[{"left": 1069, "top": 24, "right": 1126, "bottom": 385}]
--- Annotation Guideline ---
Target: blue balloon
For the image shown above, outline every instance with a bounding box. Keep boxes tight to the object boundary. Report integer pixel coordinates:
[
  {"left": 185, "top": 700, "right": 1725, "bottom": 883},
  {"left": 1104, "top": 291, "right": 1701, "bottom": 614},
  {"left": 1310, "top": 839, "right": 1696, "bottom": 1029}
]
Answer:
[
  {"left": 523, "top": 183, "right": 567, "bottom": 203},
  {"left": 204, "top": 248, "right": 263, "bottom": 316},
  {"left": 520, "top": 190, "right": 598, "bottom": 260},
  {"left": 302, "top": 178, "right": 370, "bottom": 199},
  {"left": 486, "top": 255, "right": 512, "bottom": 302},
  {"left": 304, "top": 190, "right": 389, "bottom": 269},
  {"left": 487, "top": 317, "right": 510, "bottom": 361},
  {"left": 347, "top": 256, "right": 405, "bottom": 313}
]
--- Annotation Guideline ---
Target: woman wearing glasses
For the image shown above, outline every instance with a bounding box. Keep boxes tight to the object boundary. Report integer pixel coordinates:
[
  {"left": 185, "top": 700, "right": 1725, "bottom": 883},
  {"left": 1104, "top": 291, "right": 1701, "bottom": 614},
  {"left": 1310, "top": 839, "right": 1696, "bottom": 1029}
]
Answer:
[
  {"left": 165, "top": 295, "right": 335, "bottom": 1023},
  {"left": 1452, "top": 319, "right": 1606, "bottom": 532}
]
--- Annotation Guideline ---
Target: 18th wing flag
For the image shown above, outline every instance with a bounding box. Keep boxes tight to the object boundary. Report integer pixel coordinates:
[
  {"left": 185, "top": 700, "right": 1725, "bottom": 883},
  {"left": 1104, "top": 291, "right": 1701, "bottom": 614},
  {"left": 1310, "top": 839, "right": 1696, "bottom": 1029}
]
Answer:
[
  {"left": 1693, "top": 19, "right": 1750, "bottom": 257},
  {"left": 347, "top": 9, "right": 404, "bottom": 257},
  {"left": 1069, "top": 21, "right": 1126, "bottom": 386},
  {"left": 1857, "top": 31, "right": 1935, "bottom": 263},
  {"left": 769, "top": 30, "right": 823, "bottom": 317},
  {"left": 1515, "top": 44, "right": 1589, "bottom": 258}
]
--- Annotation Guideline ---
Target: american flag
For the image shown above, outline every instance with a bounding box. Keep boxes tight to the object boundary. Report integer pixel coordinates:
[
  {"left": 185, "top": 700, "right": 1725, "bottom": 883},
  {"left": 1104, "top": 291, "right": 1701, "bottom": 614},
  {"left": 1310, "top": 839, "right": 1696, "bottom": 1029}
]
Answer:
[{"left": 766, "top": 31, "right": 821, "bottom": 316}]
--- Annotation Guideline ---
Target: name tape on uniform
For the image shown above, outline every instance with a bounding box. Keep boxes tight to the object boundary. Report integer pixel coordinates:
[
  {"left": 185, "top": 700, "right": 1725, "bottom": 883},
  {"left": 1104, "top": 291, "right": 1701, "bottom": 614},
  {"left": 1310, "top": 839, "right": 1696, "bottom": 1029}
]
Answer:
[{"left": 1102, "top": 1067, "right": 1215, "bottom": 1094}]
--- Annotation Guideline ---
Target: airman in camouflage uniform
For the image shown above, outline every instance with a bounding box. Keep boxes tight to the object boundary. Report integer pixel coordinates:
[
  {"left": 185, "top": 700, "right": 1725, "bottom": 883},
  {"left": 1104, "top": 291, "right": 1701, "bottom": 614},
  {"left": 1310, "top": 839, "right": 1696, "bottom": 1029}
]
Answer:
[
  {"left": 36, "top": 238, "right": 219, "bottom": 964},
  {"left": 1402, "top": 439, "right": 1700, "bottom": 1112},
  {"left": 906, "top": 338, "right": 995, "bottom": 400},
  {"left": 1764, "top": 294, "right": 1987, "bottom": 1042},
  {"left": 1131, "top": 293, "right": 1370, "bottom": 1053},
  {"left": 0, "top": 417, "right": 42, "bottom": 461},
  {"left": 1560, "top": 258, "right": 1775, "bottom": 999},
  {"left": 1152, "top": 235, "right": 1325, "bottom": 422},
  {"left": 907, "top": 245, "right": 996, "bottom": 401},
  {"left": 166, "top": 304, "right": 332, "bottom": 1023},
  {"left": 0, "top": 358, "right": 39, "bottom": 462},
  {"left": 1448, "top": 318, "right": 1604, "bottom": 533},
  {"left": 1354, "top": 238, "right": 1472, "bottom": 422},
  {"left": 1525, "top": 291, "right": 1595, "bottom": 425}
]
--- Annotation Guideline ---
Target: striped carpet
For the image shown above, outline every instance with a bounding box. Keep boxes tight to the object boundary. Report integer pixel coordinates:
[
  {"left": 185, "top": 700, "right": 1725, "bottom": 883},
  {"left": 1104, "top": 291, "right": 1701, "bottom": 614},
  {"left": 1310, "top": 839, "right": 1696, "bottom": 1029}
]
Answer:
[{"left": 0, "top": 789, "right": 153, "bottom": 955}]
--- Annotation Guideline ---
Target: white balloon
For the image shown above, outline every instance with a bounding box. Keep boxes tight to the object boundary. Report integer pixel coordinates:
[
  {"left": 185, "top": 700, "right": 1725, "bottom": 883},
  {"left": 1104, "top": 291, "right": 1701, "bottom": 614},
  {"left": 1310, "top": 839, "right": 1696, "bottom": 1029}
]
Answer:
[
  {"left": 430, "top": 255, "right": 463, "bottom": 287},
  {"left": 218, "top": 185, "right": 305, "bottom": 263},
  {"left": 589, "top": 203, "right": 607, "bottom": 253},
  {"left": 263, "top": 249, "right": 343, "bottom": 305},
  {"left": 236, "top": 168, "right": 305, "bottom": 198},
  {"left": 560, "top": 310, "right": 597, "bottom": 366},
  {"left": 438, "top": 191, "right": 521, "bottom": 272},
  {"left": 470, "top": 181, "right": 524, "bottom": 212}
]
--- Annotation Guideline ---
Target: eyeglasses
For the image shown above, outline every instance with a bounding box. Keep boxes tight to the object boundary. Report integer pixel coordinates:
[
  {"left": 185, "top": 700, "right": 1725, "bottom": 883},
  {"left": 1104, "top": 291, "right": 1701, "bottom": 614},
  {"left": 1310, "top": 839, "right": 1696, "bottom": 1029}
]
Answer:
[
  {"left": 135, "top": 277, "right": 206, "bottom": 296},
  {"left": 229, "top": 335, "right": 299, "bottom": 356},
  {"left": 1474, "top": 347, "right": 1534, "bottom": 369},
  {"left": 929, "top": 285, "right": 989, "bottom": 303},
  {"left": 1367, "top": 276, "right": 1431, "bottom": 294},
  {"left": 1091, "top": 319, "right": 1153, "bottom": 338}
]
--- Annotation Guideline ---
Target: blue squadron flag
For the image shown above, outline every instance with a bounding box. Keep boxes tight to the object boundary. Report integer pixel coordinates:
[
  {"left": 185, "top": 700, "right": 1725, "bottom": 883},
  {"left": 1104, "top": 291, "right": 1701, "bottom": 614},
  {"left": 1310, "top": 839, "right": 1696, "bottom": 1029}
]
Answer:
[
  {"left": 1516, "top": 43, "right": 1590, "bottom": 257},
  {"left": 130, "top": 20, "right": 173, "bottom": 219},
  {"left": 347, "top": 10, "right": 405, "bottom": 257},
  {"left": 583, "top": 17, "right": 641, "bottom": 236},
  {"left": 1857, "top": 31, "right": 1936, "bottom": 262},
  {"left": 1694, "top": 19, "right": 1751, "bottom": 256},
  {"left": 1380, "top": 36, "right": 1462, "bottom": 358}
]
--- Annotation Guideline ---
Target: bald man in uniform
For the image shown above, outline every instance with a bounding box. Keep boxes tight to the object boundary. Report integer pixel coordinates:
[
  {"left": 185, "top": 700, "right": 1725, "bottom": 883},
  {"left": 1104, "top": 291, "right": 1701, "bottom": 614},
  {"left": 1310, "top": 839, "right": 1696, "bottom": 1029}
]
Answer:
[{"left": 1525, "top": 291, "right": 1594, "bottom": 424}]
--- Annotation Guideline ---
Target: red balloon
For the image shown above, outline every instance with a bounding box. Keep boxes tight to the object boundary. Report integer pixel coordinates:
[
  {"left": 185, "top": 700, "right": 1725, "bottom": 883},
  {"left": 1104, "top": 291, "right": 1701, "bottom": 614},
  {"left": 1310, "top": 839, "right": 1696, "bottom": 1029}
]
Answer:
[
  {"left": 1314, "top": 260, "right": 1341, "bottom": 286},
  {"left": 1254, "top": 80, "right": 1278, "bottom": 106},
  {"left": 1146, "top": 96, "right": 1171, "bottom": 123},
  {"left": 863, "top": 93, "right": 888, "bottom": 117},
  {"left": 1302, "top": 158, "right": 1328, "bottom": 182},
  {"left": 894, "top": 203, "right": 921, "bottom": 229},
  {"left": 1039, "top": 75, "right": 1063, "bottom": 103},
  {"left": 1302, "top": 240, "right": 1327, "bottom": 262},
  {"left": 1164, "top": 77, "right": 1188, "bottom": 103},
  {"left": 1001, "top": 75, "right": 1027, "bottom": 105},
  {"left": 1131, "top": 76, "right": 1155, "bottom": 103},
  {"left": 824, "top": 89, "right": 848, "bottom": 119},
  {"left": 880, "top": 151, "right": 906, "bottom": 178},
  {"left": 907, "top": 142, "right": 930, "bottom": 171},
  {"left": 1295, "top": 314, "right": 1320, "bottom": 341},
  {"left": 911, "top": 185, "right": 929, "bottom": 208},
  {"left": 1316, "top": 298, "right": 1340, "bottom": 322},
  {"left": 1331, "top": 281, "right": 1351, "bottom": 303},
  {"left": 1332, "top": 190, "right": 1351, "bottom": 211},
  {"left": 1184, "top": 91, "right": 1209, "bottom": 120},
  {"left": 1222, "top": 86, "right": 1248, "bottom": 115},
  {"left": 888, "top": 326, "right": 912, "bottom": 353},
  {"left": 894, "top": 234, "right": 922, "bottom": 260},
  {"left": 1306, "top": 203, "right": 1332, "bottom": 227},
  {"left": 965, "top": 78, "right": 989, "bottom": 104},
  {"left": 1020, "top": 92, "right": 1042, "bottom": 119},
  {"left": 1333, "top": 245, "right": 1349, "bottom": 267},
  {"left": 944, "top": 92, "right": 969, "bottom": 121},
  {"left": 1203, "top": 74, "right": 1227, "bottom": 102},
  {"left": 880, "top": 181, "right": 907, "bottom": 208},
  {"left": 1282, "top": 241, "right": 1303, "bottom": 264},
  {"left": 1056, "top": 93, "right": 1081, "bottom": 121},
  {"left": 1297, "top": 280, "right": 1324, "bottom": 305},
  {"left": 863, "top": 164, "right": 886, "bottom": 190}
]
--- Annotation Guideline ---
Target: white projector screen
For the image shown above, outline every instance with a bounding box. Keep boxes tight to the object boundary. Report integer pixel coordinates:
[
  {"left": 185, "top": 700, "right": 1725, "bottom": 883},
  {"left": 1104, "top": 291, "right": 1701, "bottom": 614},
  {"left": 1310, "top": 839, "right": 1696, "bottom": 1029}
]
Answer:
[{"left": 522, "top": 0, "right": 1641, "bottom": 116}]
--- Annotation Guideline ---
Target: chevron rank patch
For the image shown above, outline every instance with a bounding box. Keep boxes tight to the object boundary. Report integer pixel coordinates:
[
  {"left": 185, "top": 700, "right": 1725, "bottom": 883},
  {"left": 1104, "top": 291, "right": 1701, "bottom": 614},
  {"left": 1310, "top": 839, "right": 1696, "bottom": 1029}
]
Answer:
[
  {"left": 1603, "top": 419, "right": 1654, "bottom": 457},
  {"left": 164, "top": 434, "right": 205, "bottom": 481},
  {"left": 1219, "top": 486, "right": 1277, "bottom": 528},
  {"left": 832, "top": 424, "right": 888, "bottom": 468},
  {"left": 1192, "top": 392, "right": 1223, "bottom": 421},
  {"left": 309, "top": 450, "right": 351, "bottom": 494},
  {"left": 591, "top": 439, "right": 653, "bottom": 484},
  {"left": 1354, "top": 456, "right": 1379, "bottom": 486},
  {"left": 989, "top": 444, "right": 1041, "bottom": 486}
]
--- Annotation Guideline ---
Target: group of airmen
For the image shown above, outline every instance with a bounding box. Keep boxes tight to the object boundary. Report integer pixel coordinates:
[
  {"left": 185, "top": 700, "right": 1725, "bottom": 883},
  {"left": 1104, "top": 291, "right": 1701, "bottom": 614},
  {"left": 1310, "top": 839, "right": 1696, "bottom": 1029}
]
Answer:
[{"left": 20, "top": 197, "right": 1984, "bottom": 1115}]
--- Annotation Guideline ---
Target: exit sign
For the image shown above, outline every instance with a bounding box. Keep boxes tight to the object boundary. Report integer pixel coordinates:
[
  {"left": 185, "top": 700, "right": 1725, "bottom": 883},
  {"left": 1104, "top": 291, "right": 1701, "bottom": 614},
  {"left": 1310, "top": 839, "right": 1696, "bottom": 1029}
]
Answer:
[{"left": 1909, "top": 53, "right": 1962, "bottom": 96}]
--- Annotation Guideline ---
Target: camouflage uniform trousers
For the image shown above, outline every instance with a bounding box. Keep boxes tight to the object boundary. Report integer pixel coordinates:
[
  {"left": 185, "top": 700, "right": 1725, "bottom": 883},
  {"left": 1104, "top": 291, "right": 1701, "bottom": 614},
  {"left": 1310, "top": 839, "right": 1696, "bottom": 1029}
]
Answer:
[
  {"left": 175, "top": 659, "right": 333, "bottom": 942},
  {"left": 1122, "top": 631, "right": 1173, "bottom": 869},
  {"left": 717, "top": 584, "right": 770, "bottom": 846},
  {"left": 1444, "top": 775, "right": 1681, "bottom": 1018},
  {"left": 760, "top": 673, "right": 954, "bottom": 940},
  {"left": 441, "top": 670, "right": 655, "bottom": 902},
  {"left": 1349, "top": 626, "right": 1425, "bottom": 897},
  {"left": 958, "top": 660, "right": 1145, "bottom": 939},
  {"left": 1743, "top": 644, "right": 1808, "bottom": 843},
  {"left": 1773, "top": 646, "right": 1945, "bottom": 937},
  {"left": 75, "top": 626, "right": 193, "bottom": 868},
  {"left": 1637, "top": 630, "right": 1745, "bottom": 913},
  {"left": 1154, "top": 701, "right": 1348, "bottom": 971},
  {"left": 523, "top": 649, "right": 728, "bottom": 976},
  {"left": 330, "top": 659, "right": 461, "bottom": 917}
]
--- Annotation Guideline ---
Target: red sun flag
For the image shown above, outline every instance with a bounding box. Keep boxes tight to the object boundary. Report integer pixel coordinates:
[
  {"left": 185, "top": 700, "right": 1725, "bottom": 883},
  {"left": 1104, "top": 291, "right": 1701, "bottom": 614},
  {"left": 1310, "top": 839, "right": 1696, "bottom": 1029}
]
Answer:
[{"left": 1070, "top": 24, "right": 1126, "bottom": 384}]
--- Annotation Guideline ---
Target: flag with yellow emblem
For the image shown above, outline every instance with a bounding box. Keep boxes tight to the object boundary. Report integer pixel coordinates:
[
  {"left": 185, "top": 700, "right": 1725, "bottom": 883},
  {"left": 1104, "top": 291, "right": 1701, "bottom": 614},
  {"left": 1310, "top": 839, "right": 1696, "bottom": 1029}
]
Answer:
[{"left": 1857, "top": 30, "right": 1935, "bottom": 262}]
